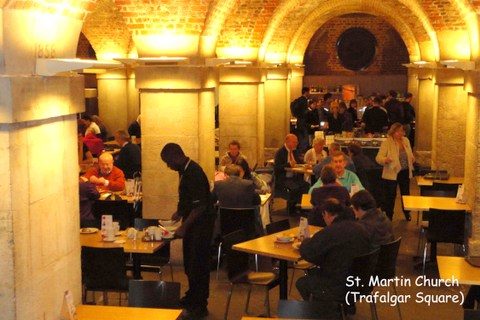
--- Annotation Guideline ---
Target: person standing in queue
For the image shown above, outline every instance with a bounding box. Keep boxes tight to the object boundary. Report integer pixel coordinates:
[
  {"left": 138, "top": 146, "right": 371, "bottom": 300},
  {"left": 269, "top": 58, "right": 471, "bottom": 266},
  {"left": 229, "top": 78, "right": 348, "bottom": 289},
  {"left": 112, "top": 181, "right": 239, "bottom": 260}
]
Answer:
[{"left": 160, "top": 143, "right": 215, "bottom": 320}]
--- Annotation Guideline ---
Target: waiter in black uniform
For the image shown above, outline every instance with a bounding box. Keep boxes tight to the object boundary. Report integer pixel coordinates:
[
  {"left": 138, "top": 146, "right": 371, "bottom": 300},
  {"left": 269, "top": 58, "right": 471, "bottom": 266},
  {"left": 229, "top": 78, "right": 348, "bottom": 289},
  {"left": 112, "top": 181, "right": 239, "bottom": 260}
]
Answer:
[{"left": 160, "top": 143, "right": 215, "bottom": 320}]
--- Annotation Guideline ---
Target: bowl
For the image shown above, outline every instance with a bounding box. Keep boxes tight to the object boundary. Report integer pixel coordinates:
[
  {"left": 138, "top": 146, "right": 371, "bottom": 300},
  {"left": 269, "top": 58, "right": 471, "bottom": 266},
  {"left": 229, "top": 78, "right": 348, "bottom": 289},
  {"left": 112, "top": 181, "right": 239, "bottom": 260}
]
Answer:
[{"left": 159, "top": 219, "right": 176, "bottom": 227}]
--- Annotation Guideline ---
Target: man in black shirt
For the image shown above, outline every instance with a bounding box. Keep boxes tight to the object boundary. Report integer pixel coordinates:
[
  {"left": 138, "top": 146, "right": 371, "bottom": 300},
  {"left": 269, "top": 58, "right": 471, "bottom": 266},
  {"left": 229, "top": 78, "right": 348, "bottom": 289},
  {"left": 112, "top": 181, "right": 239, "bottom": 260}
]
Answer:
[
  {"left": 114, "top": 130, "right": 141, "bottom": 179},
  {"left": 160, "top": 143, "right": 215, "bottom": 319},
  {"left": 362, "top": 96, "right": 388, "bottom": 134}
]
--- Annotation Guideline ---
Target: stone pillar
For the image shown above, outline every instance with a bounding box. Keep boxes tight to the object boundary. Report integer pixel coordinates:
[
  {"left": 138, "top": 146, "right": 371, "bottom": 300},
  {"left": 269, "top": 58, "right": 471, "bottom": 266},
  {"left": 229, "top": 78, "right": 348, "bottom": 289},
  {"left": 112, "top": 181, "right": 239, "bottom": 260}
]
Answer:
[
  {"left": 290, "top": 66, "right": 304, "bottom": 102},
  {"left": 0, "top": 75, "right": 85, "bottom": 320},
  {"left": 464, "top": 71, "right": 480, "bottom": 254},
  {"left": 218, "top": 67, "right": 265, "bottom": 168},
  {"left": 97, "top": 68, "right": 139, "bottom": 135},
  {"left": 264, "top": 68, "right": 289, "bottom": 149},
  {"left": 414, "top": 68, "right": 437, "bottom": 165},
  {"left": 433, "top": 69, "right": 467, "bottom": 175},
  {"left": 136, "top": 66, "right": 216, "bottom": 219},
  {"left": 406, "top": 68, "right": 420, "bottom": 129}
]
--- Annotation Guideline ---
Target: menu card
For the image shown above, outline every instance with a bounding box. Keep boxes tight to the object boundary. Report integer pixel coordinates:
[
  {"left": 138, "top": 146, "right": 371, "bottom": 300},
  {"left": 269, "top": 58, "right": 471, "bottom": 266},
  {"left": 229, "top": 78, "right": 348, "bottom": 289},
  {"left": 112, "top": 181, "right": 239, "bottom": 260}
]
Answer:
[
  {"left": 298, "top": 217, "right": 310, "bottom": 240},
  {"left": 456, "top": 184, "right": 467, "bottom": 204},
  {"left": 101, "top": 215, "right": 113, "bottom": 235},
  {"left": 60, "top": 290, "right": 76, "bottom": 320}
]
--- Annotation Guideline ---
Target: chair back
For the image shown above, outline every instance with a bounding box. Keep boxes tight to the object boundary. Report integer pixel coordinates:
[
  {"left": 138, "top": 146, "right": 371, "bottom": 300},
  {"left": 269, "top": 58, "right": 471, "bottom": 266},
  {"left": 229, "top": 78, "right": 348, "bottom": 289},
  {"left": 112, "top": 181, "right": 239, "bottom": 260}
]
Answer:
[
  {"left": 432, "top": 182, "right": 459, "bottom": 197},
  {"left": 426, "top": 209, "right": 466, "bottom": 245},
  {"left": 93, "top": 200, "right": 132, "bottom": 229},
  {"left": 134, "top": 218, "right": 158, "bottom": 230},
  {"left": 222, "top": 230, "right": 250, "bottom": 282},
  {"left": 375, "top": 237, "right": 402, "bottom": 280},
  {"left": 465, "top": 309, "right": 480, "bottom": 320},
  {"left": 128, "top": 280, "right": 180, "bottom": 308},
  {"left": 81, "top": 246, "right": 128, "bottom": 291},
  {"left": 349, "top": 248, "right": 380, "bottom": 295},
  {"left": 265, "top": 219, "right": 290, "bottom": 235},
  {"left": 277, "top": 300, "right": 327, "bottom": 319},
  {"left": 219, "top": 207, "right": 257, "bottom": 239},
  {"left": 421, "top": 187, "right": 456, "bottom": 198}
]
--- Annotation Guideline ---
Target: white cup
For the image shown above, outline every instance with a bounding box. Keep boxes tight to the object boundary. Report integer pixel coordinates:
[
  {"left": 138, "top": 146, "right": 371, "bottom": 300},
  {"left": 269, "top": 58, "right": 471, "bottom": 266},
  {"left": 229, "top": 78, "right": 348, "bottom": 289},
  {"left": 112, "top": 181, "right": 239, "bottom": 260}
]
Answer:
[
  {"left": 125, "top": 179, "right": 135, "bottom": 195},
  {"left": 105, "top": 227, "right": 115, "bottom": 241},
  {"left": 154, "top": 228, "right": 162, "bottom": 241},
  {"left": 131, "top": 135, "right": 136, "bottom": 143},
  {"left": 112, "top": 222, "right": 120, "bottom": 235}
]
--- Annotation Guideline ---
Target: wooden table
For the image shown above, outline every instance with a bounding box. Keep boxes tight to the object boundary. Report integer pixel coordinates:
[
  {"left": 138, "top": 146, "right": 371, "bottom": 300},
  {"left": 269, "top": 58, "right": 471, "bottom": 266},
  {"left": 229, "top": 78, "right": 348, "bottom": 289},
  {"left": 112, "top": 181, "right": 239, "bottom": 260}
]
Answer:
[
  {"left": 80, "top": 231, "right": 165, "bottom": 278},
  {"left": 437, "top": 256, "right": 480, "bottom": 285},
  {"left": 300, "top": 194, "right": 312, "bottom": 210},
  {"left": 416, "top": 176, "right": 464, "bottom": 187},
  {"left": 402, "top": 195, "right": 471, "bottom": 211},
  {"left": 233, "top": 226, "right": 321, "bottom": 300},
  {"left": 76, "top": 304, "right": 182, "bottom": 320}
]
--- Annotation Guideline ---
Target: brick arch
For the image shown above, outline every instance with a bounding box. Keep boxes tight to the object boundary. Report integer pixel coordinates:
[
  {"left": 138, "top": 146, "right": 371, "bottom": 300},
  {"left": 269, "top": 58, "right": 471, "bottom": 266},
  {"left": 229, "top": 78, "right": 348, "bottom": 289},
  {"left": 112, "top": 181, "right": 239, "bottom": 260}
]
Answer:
[
  {"left": 286, "top": 5, "right": 422, "bottom": 64},
  {"left": 260, "top": 0, "right": 439, "bottom": 63},
  {"left": 3, "top": 0, "right": 96, "bottom": 20},
  {"left": 82, "top": 0, "right": 132, "bottom": 59}
]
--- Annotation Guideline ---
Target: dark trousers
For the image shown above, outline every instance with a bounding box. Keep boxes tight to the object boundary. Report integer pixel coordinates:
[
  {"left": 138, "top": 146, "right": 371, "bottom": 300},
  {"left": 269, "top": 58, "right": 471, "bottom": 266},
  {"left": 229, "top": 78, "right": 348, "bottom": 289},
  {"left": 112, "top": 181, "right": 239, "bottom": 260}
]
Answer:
[
  {"left": 182, "top": 215, "right": 215, "bottom": 312},
  {"left": 282, "top": 178, "right": 310, "bottom": 215},
  {"left": 382, "top": 169, "right": 410, "bottom": 220},
  {"left": 464, "top": 285, "right": 480, "bottom": 309}
]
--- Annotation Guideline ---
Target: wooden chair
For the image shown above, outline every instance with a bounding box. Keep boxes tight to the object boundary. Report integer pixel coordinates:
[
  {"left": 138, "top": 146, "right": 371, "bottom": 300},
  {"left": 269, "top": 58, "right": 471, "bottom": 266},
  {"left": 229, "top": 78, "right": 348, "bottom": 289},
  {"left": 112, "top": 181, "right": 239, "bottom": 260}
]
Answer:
[
  {"left": 93, "top": 199, "right": 133, "bottom": 230},
  {"left": 465, "top": 309, "right": 480, "bottom": 320},
  {"left": 128, "top": 280, "right": 180, "bottom": 308},
  {"left": 278, "top": 300, "right": 330, "bottom": 319}
]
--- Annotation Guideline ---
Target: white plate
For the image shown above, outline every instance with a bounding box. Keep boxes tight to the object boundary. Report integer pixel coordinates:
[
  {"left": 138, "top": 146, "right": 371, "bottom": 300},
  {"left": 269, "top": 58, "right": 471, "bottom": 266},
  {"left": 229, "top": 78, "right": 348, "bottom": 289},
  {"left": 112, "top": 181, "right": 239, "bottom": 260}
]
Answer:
[
  {"left": 102, "top": 238, "right": 116, "bottom": 242},
  {"left": 80, "top": 228, "right": 99, "bottom": 234},
  {"left": 275, "top": 237, "right": 293, "bottom": 243}
]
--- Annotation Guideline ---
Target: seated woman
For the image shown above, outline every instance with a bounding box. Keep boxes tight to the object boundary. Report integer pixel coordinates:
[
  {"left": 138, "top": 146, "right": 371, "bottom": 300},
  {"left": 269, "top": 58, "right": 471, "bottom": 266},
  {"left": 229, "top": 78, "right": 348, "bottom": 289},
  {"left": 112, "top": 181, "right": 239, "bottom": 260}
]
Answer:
[
  {"left": 83, "top": 128, "right": 104, "bottom": 157},
  {"left": 219, "top": 140, "right": 251, "bottom": 179},
  {"left": 304, "top": 137, "right": 327, "bottom": 165},
  {"left": 309, "top": 166, "right": 351, "bottom": 226}
]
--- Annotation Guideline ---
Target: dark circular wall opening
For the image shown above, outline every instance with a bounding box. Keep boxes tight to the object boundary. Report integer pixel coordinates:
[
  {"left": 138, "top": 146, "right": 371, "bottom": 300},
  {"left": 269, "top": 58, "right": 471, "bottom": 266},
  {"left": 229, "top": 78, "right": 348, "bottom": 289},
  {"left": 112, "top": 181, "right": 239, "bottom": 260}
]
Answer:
[{"left": 336, "top": 27, "right": 377, "bottom": 71}]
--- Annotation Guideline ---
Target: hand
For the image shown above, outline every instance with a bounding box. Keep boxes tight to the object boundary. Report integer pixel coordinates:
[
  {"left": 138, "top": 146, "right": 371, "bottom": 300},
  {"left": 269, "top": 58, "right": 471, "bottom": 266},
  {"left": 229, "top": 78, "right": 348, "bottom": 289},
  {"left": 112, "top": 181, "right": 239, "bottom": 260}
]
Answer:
[
  {"left": 175, "top": 224, "right": 185, "bottom": 238},
  {"left": 171, "top": 211, "right": 181, "bottom": 222},
  {"left": 385, "top": 157, "right": 393, "bottom": 164},
  {"left": 289, "top": 159, "right": 297, "bottom": 167},
  {"left": 97, "top": 177, "right": 107, "bottom": 185},
  {"left": 89, "top": 175, "right": 99, "bottom": 184}
]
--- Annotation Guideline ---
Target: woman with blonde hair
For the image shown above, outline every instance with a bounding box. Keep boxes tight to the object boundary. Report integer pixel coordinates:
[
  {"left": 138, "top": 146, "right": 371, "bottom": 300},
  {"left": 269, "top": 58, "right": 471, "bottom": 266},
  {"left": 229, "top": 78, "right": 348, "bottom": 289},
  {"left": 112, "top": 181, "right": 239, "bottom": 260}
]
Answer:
[{"left": 376, "top": 122, "right": 415, "bottom": 220}]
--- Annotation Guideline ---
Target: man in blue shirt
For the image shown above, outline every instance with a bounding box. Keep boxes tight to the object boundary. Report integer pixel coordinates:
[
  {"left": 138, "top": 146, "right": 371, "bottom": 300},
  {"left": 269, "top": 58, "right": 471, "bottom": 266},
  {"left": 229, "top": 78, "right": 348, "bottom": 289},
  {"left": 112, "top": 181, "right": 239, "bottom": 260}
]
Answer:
[{"left": 309, "top": 151, "right": 364, "bottom": 194}]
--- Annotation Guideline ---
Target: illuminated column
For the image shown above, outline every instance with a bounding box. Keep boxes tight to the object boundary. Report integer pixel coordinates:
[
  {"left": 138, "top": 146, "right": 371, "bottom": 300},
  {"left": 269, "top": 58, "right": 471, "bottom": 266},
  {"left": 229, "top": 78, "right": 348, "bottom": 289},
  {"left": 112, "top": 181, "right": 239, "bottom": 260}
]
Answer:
[
  {"left": 433, "top": 69, "right": 467, "bottom": 175},
  {"left": 0, "top": 5, "right": 87, "bottom": 320},
  {"left": 414, "top": 67, "right": 437, "bottom": 166},
  {"left": 406, "top": 68, "right": 419, "bottom": 126},
  {"left": 290, "top": 66, "right": 304, "bottom": 103},
  {"left": 136, "top": 66, "right": 216, "bottom": 218},
  {"left": 97, "top": 68, "right": 139, "bottom": 134},
  {"left": 264, "top": 67, "right": 290, "bottom": 149},
  {"left": 464, "top": 72, "right": 480, "bottom": 254},
  {"left": 218, "top": 67, "right": 265, "bottom": 168}
]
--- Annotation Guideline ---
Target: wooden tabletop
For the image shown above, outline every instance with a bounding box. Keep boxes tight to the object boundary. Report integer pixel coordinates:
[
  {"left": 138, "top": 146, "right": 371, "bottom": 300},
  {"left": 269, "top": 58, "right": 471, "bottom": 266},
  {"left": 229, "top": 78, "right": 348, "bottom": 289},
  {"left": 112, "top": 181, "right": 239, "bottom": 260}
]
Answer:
[
  {"left": 290, "top": 166, "right": 314, "bottom": 176},
  {"left": 416, "top": 176, "right": 464, "bottom": 187},
  {"left": 233, "top": 226, "right": 321, "bottom": 262},
  {"left": 76, "top": 304, "right": 182, "bottom": 320},
  {"left": 402, "top": 195, "right": 471, "bottom": 211},
  {"left": 437, "top": 256, "right": 480, "bottom": 285},
  {"left": 301, "top": 194, "right": 312, "bottom": 210},
  {"left": 80, "top": 231, "right": 164, "bottom": 254}
]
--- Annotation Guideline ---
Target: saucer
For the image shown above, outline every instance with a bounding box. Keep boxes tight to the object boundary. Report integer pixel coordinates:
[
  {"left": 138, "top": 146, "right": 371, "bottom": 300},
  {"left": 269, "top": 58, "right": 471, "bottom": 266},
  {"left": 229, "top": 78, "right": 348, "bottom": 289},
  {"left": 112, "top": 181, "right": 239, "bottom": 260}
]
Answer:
[
  {"left": 162, "top": 234, "right": 175, "bottom": 240},
  {"left": 275, "top": 237, "right": 293, "bottom": 243},
  {"left": 102, "top": 238, "right": 116, "bottom": 242},
  {"left": 80, "top": 228, "right": 99, "bottom": 234}
]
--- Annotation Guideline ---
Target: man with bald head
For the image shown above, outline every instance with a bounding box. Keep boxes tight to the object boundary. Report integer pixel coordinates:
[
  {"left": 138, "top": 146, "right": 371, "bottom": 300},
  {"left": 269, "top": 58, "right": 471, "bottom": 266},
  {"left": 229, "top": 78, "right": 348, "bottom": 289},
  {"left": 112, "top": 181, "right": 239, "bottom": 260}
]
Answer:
[
  {"left": 274, "top": 134, "right": 309, "bottom": 215},
  {"left": 81, "top": 152, "right": 126, "bottom": 191}
]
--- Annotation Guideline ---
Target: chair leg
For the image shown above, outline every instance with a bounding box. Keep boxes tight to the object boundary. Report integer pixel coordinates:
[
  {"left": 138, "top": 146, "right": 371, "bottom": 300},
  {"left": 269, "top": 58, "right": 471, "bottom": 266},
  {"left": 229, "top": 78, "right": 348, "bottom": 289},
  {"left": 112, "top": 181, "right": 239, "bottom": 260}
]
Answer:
[
  {"left": 103, "top": 291, "right": 109, "bottom": 305},
  {"left": 370, "top": 301, "right": 378, "bottom": 320},
  {"left": 265, "top": 287, "right": 271, "bottom": 317},
  {"left": 169, "top": 262, "right": 174, "bottom": 282},
  {"left": 289, "top": 268, "right": 296, "bottom": 296},
  {"left": 422, "top": 242, "right": 428, "bottom": 275},
  {"left": 339, "top": 303, "right": 347, "bottom": 320},
  {"left": 217, "top": 243, "right": 222, "bottom": 281},
  {"left": 393, "top": 284, "right": 403, "bottom": 320},
  {"left": 245, "top": 285, "right": 252, "bottom": 314},
  {"left": 416, "top": 227, "right": 424, "bottom": 256},
  {"left": 224, "top": 284, "right": 234, "bottom": 320},
  {"left": 255, "top": 254, "right": 259, "bottom": 272}
]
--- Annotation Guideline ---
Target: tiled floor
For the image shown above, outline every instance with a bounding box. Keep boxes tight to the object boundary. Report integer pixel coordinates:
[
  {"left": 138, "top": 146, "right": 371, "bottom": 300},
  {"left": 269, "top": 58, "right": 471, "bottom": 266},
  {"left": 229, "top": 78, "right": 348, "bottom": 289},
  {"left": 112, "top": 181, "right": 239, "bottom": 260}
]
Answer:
[{"left": 93, "top": 181, "right": 469, "bottom": 319}]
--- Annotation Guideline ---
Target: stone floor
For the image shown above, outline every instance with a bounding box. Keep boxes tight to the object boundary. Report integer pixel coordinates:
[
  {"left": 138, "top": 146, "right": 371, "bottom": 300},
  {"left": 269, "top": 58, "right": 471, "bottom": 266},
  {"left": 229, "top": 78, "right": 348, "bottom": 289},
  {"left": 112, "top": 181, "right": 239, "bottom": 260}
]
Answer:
[{"left": 93, "top": 181, "right": 469, "bottom": 319}]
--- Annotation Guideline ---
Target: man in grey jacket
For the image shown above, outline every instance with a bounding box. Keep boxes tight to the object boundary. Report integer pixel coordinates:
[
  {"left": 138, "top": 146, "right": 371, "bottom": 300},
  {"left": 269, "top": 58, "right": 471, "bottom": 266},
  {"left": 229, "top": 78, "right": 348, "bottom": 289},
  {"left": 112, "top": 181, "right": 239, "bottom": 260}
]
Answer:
[{"left": 212, "top": 164, "right": 260, "bottom": 208}]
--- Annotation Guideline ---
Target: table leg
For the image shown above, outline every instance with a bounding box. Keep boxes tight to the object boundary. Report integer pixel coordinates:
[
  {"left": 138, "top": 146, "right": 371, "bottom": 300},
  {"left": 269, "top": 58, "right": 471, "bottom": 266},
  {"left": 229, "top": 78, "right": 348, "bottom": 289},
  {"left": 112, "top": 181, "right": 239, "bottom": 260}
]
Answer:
[
  {"left": 132, "top": 254, "right": 143, "bottom": 279},
  {"left": 279, "top": 260, "right": 288, "bottom": 300}
]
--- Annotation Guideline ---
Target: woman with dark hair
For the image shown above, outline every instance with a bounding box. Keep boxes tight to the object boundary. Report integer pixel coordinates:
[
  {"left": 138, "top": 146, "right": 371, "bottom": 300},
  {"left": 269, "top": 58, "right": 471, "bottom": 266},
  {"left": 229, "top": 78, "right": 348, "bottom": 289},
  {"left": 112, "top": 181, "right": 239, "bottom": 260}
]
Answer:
[{"left": 376, "top": 122, "right": 415, "bottom": 220}]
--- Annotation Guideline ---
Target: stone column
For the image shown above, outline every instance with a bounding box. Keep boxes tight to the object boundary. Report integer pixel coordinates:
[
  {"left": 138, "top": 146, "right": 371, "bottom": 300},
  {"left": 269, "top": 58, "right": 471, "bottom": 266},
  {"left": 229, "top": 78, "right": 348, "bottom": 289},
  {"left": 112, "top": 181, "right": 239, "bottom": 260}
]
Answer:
[
  {"left": 413, "top": 68, "right": 437, "bottom": 166},
  {"left": 290, "top": 66, "right": 304, "bottom": 103},
  {"left": 136, "top": 66, "right": 216, "bottom": 219},
  {"left": 97, "top": 68, "right": 139, "bottom": 135},
  {"left": 218, "top": 67, "right": 266, "bottom": 168},
  {"left": 433, "top": 69, "right": 467, "bottom": 175},
  {"left": 264, "top": 68, "right": 290, "bottom": 150}
]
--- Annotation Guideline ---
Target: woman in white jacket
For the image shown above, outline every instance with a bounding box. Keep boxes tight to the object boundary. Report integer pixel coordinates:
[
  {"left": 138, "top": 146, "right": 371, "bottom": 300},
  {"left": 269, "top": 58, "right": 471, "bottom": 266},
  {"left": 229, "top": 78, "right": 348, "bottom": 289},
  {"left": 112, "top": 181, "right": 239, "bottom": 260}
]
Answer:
[{"left": 376, "top": 123, "right": 415, "bottom": 220}]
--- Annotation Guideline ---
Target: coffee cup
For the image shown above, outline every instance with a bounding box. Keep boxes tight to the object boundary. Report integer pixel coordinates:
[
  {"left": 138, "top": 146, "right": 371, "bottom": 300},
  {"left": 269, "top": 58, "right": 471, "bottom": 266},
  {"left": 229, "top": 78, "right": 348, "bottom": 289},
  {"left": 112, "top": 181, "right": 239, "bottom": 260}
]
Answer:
[
  {"left": 112, "top": 221, "right": 120, "bottom": 235},
  {"left": 154, "top": 228, "right": 162, "bottom": 241}
]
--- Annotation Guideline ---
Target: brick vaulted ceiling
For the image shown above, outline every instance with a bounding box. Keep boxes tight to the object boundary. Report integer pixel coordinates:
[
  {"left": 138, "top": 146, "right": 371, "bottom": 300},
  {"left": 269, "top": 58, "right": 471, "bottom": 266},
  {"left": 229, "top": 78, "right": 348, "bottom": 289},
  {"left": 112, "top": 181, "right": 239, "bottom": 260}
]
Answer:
[{"left": 77, "top": 0, "right": 477, "bottom": 62}]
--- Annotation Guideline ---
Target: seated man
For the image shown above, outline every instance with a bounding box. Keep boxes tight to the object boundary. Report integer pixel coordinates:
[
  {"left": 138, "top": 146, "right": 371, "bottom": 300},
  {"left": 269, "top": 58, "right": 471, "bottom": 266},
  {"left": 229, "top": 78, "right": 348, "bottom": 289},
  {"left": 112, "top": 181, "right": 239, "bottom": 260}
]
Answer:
[
  {"left": 309, "top": 166, "right": 351, "bottom": 227},
  {"left": 309, "top": 151, "right": 364, "bottom": 194},
  {"left": 313, "top": 142, "right": 355, "bottom": 178},
  {"left": 297, "top": 199, "right": 370, "bottom": 317},
  {"left": 351, "top": 190, "right": 394, "bottom": 249},
  {"left": 347, "top": 143, "right": 376, "bottom": 190},
  {"left": 81, "top": 152, "right": 126, "bottom": 191},
  {"left": 212, "top": 164, "right": 260, "bottom": 208},
  {"left": 219, "top": 140, "right": 251, "bottom": 179},
  {"left": 114, "top": 130, "right": 141, "bottom": 179},
  {"left": 274, "top": 134, "right": 310, "bottom": 215},
  {"left": 79, "top": 180, "right": 100, "bottom": 228}
]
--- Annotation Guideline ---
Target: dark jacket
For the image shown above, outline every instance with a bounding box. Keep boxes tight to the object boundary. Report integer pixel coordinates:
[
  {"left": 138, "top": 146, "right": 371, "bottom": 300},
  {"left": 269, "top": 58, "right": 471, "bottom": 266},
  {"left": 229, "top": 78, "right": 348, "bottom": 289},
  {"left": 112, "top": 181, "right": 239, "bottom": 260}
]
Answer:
[
  {"left": 358, "top": 208, "right": 394, "bottom": 249},
  {"left": 212, "top": 176, "right": 260, "bottom": 208},
  {"left": 351, "top": 153, "right": 377, "bottom": 190},
  {"left": 114, "top": 142, "right": 141, "bottom": 179},
  {"left": 362, "top": 107, "right": 388, "bottom": 133},
  {"left": 300, "top": 218, "right": 370, "bottom": 299},
  {"left": 274, "top": 145, "right": 302, "bottom": 189}
]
